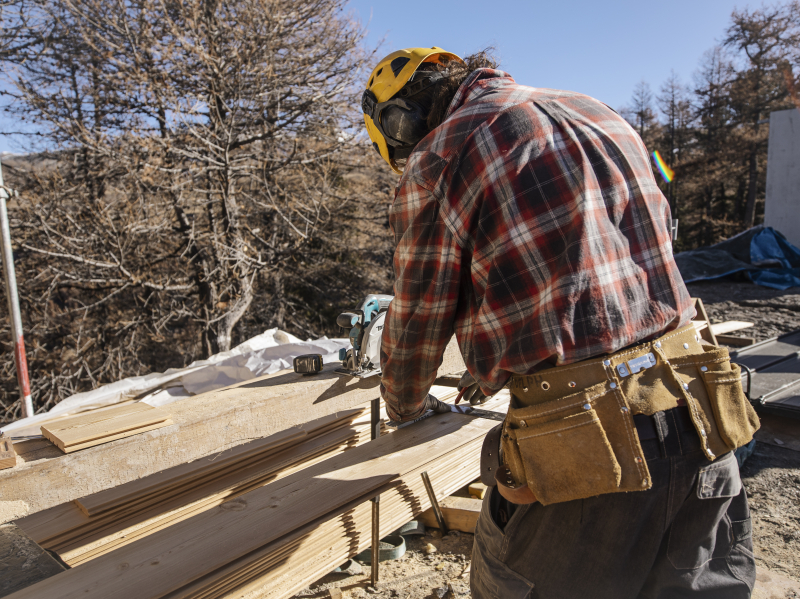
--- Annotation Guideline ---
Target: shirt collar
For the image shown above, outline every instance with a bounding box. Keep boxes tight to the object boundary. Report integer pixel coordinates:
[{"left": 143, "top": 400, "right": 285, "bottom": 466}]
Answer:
[{"left": 443, "top": 68, "right": 515, "bottom": 121}]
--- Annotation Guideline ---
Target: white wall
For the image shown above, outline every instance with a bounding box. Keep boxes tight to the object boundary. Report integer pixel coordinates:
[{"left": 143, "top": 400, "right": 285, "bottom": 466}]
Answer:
[{"left": 765, "top": 108, "right": 800, "bottom": 248}]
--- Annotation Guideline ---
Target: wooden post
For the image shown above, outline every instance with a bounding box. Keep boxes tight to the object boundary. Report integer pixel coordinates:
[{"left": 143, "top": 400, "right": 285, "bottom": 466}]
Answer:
[{"left": 370, "top": 397, "right": 380, "bottom": 587}]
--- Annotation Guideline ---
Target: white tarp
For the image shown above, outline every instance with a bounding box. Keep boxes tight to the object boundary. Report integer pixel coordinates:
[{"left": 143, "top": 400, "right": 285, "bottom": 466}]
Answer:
[{"left": 2, "top": 328, "right": 349, "bottom": 435}]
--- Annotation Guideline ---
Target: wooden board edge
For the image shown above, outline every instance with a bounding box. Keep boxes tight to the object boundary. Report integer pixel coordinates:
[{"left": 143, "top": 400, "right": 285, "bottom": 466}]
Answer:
[{"left": 59, "top": 420, "right": 174, "bottom": 454}]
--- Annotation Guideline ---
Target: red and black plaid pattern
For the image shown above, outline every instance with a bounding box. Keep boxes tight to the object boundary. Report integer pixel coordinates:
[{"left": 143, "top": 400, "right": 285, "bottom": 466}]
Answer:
[{"left": 380, "top": 69, "right": 694, "bottom": 422}]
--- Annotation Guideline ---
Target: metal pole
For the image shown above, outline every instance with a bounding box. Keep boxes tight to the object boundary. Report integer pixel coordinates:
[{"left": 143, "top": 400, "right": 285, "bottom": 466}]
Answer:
[
  {"left": 0, "top": 159, "right": 34, "bottom": 418},
  {"left": 370, "top": 397, "right": 380, "bottom": 587},
  {"left": 370, "top": 493, "right": 380, "bottom": 586},
  {"left": 421, "top": 471, "right": 448, "bottom": 535}
]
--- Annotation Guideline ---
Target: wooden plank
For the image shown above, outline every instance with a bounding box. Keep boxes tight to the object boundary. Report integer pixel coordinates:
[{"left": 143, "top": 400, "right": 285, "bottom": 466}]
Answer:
[
  {"left": 468, "top": 481, "right": 487, "bottom": 499},
  {"left": 180, "top": 395, "right": 506, "bottom": 599},
  {"left": 197, "top": 440, "right": 486, "bottom": 599},
  {"left": 9, "top": 409, "right": 497, "bottom": 599},
  {"left": 167, "top": 438, "right": 482, "bottom": 599},
  {"left": 692, "top": 298, "right": 718, "bottom": 346},
  {"left": 419, "top": 496, "right": 482, "bottom": 533},
  {"left": 710, "top": 321, "right": 754, "bottom": 336},
  {"left": 41, "top": 403, "right": 169, "bottom": 448},
  {"left": 0, "top": 438, "right": 16, "bottom": 470},
  {"left": 42, "top": 402, "right": 162, "bottom": 445},
  {"left": 18, "top": 413, "right": 368, "bottom": 551},
  {"left": 15, "top": 415, "right": 356, "bottom": 545},
  {"left": 59, "top": 428, "right": 372, "bottom": 566},
  {"left": 1, "top": 336, "right": 466, "bottom": 522},
  {"left": 715, "top": 334, "right": 756, "bottom": 347},
  {"left": 55, "top": 420, "right": 173, "bottom": 453},
  {"left": 74, "top": 427, "right": 310, "bottom": 517}
]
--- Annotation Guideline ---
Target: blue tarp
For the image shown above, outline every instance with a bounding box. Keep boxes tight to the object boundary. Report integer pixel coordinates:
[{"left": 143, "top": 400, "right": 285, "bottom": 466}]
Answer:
[{"left": 675, "top": 226, "right": 800, "bottom": 290}]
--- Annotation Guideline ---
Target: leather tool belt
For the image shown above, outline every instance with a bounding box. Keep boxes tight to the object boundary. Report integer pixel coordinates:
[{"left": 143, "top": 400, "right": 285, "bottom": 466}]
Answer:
[{"left": 485, "top": 323, "right": 760, "bottom": 506}]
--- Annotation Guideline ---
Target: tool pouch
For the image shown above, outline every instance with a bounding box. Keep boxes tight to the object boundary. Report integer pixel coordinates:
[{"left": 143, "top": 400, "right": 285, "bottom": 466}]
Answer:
[
  {"left": 666, "top": 346, "right": 760, "bottom": 459},
  {"left": 500, "top": 332, "right": 760, "bottom": 506},
  {"left": 501, "top": 381, "right": 648, "bottom": 506},
  {"left": 480, "top": 424, "right": 502, "bottom": 487}
]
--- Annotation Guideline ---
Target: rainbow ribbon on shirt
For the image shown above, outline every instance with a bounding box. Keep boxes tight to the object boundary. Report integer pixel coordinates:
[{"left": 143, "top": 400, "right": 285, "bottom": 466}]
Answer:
[{"left": 652, "top": 150, "right": 675, "bottom": 183}]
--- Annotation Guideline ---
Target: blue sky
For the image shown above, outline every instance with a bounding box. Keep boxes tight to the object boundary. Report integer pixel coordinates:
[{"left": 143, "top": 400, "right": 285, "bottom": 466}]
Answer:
[
  {"left": 1, "top": 0, "right": 754, "bottom": 154},
  {"left": 347, "top": 0, "right": 749, "bottom": 110}
]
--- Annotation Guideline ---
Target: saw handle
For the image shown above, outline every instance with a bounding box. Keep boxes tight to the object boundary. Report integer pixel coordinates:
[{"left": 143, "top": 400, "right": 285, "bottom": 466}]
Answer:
[{"left": 337, "top": 312, "right": 359, "bottom": 328}]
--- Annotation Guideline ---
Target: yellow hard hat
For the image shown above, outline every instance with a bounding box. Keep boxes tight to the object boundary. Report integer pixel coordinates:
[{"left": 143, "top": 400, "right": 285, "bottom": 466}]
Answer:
[{"left": 362, "top": 47, "right": 464, "bottom": 174}]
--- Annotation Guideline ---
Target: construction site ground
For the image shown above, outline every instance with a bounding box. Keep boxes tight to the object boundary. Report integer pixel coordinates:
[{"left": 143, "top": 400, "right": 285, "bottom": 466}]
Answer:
[{"left": 293, "top": 280, "right": 800, "bottom": 599}]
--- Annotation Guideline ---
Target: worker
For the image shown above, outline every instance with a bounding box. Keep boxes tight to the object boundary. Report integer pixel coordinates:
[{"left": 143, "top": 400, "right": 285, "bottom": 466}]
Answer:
[{"left": 361, "top": 47, "right": 760, "bottom": 598}]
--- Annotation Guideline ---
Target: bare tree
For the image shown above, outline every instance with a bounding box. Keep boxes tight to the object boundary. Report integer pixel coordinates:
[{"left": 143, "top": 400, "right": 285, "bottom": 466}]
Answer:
[
  {"left": 0, "top": 0, "right": 392, "bottom": 421},
  {"left": 621, "top": 80, "right": 658, "bottom": 146},
  {"left": 723, "top": 1, "right": 800, "bottom": 227},
  {"left": 685, "top": 47, "right": 740, "bottom": 242},
  {"left": 656, "top": 71, "right": 693, "bottom": 215},
  {"left": 0, "top": 0, "right": 47, "bottom": 61},
  {"left": 4, "top": 0, "right": 373, "bottom": 355}
]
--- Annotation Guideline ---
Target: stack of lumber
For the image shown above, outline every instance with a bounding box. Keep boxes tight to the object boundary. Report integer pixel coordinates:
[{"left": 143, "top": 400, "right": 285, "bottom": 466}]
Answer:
[
  {"left": 1, "top": 336, "right": 466, "bottom": 521},
  {"left": 10, "top": 392, "right": 507, "bottom": 599},
  {"left": 16, "top": 407, "right": 377, "bottom": 566},
  {"left": 40, "top": 403, "right": 173, "bottom": 453}
]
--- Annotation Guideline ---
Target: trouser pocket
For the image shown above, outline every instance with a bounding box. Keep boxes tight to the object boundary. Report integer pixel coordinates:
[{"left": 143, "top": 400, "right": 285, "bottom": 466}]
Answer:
[
  {"left": 668, "top": 452, "right": 741, "bottom": 569},
  {"left": 471, "top": 511, "right": 535, "bottom": 599},
  {"left": 702, "top": 364, "right": 760, "bottom": 451},
  {"left": 511, "top": 407, "right": 621, "bottom": 505}
]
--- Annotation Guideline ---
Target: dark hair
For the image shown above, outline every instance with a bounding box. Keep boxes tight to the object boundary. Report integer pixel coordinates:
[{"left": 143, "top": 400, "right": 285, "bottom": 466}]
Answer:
[{"left": 425, "top": 49, "right": 500, "bottom": 130}]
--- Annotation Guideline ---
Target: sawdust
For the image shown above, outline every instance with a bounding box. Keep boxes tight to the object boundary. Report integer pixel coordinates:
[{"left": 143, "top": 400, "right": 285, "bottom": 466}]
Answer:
[
  {"left": 0, "top": 500, "right": 29, "bottom": 525},
  {"left": 293, "top": 531, "right": 473, "bottom": 598}
]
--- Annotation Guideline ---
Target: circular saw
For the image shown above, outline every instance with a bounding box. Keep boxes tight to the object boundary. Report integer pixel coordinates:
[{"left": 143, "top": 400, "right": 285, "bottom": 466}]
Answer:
[{"left": 334, "top": 294, "right": 393, "bottom": 378}]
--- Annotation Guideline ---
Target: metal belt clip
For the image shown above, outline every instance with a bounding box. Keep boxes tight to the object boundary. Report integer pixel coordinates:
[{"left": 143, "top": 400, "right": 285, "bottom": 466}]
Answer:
[{"left": 616, "top": 352, "right": 656, "bottom": 378}]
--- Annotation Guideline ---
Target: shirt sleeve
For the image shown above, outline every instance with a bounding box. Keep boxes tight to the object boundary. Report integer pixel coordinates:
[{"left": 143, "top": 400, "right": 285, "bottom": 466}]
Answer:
[{"left": 380, "top": 180, "right": 464, "bottom": 422}]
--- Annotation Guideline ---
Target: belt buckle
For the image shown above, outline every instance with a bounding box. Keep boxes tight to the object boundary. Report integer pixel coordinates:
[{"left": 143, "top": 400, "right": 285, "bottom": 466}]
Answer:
[{"left": 617, "top": 352, "right": 656, "bottom": 378}]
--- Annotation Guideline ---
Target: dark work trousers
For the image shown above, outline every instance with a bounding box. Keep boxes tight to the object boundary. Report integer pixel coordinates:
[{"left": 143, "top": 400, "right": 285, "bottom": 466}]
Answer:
[{"left": 470, "top": 407, "right": 756, "bottom": 599}]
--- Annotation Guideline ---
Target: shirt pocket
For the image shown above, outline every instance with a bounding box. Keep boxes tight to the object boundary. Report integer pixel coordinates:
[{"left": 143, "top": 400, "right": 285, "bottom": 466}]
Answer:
[{"left": 667, "top": 452, "right": 741, "bottom": 570}]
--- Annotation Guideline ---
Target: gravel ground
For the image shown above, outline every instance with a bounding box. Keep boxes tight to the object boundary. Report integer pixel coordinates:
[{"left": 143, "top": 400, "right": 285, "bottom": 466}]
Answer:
[
  {"left": 294, "top": 280, "right": 800, "bottom": 599},
  {"left": 686, "top": 281, "right": 800, "bottom": 342},
  {"left": 293, "top": 530, "right": 474, "bottom": 598},
  {"left": 741, "top": 442, "right": 800, "bottom": 587}
]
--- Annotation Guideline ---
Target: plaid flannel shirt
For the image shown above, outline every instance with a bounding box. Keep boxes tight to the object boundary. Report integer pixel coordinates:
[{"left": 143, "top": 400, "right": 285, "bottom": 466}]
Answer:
[{"left": 379, "top": 69, "right": 694, "bottom": 422}]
